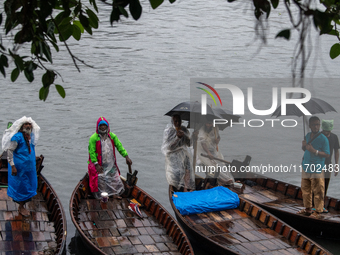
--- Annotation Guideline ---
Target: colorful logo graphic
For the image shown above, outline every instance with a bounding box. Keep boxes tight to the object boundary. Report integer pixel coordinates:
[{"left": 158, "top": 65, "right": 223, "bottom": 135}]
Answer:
[{"left": 196, "top": 82, "right": 222, "bottom": 106}]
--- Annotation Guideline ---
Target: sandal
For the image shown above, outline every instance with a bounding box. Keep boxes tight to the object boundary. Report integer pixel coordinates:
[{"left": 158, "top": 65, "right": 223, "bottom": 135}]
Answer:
[
  {"left": 310, "top": 212, "right": 322, "bottom": 219},
  {"left": 297, "top": 209, "right": 312, "bottom": 216},
  {"left": 312, "top": 207, "right": 329, "bottom": 213}
]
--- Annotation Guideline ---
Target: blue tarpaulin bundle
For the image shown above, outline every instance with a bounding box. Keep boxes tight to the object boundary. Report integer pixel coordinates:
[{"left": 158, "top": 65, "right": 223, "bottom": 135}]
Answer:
[{"left": 172, "top": 186, "right": 240, "bottom": 215}]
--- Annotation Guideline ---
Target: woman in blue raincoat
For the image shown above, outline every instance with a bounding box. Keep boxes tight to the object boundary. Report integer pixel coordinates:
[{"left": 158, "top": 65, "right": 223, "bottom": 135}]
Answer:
[{"left": 2, "top": 116, "right": 40, "bottom": 216}]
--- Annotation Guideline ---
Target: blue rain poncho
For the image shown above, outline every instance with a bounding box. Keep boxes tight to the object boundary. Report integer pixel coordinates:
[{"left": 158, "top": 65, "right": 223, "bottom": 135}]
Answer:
[
  {"left": 172, "top": 186, "right": 240, "bottom": 215},
  {"left": 7, "top": 132, "right": 37, "bottom": 202}
]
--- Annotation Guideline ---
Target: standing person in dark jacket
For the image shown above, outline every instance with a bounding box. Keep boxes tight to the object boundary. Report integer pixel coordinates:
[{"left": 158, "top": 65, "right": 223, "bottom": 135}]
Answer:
[{"left": 321, "top": 120, "right": 339, "bottom": 199}]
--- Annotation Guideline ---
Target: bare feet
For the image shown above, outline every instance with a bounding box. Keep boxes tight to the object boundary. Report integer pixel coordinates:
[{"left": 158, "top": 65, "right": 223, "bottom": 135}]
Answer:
[{"left": 18, "top": 204, "right": 30, "bottom": 217}]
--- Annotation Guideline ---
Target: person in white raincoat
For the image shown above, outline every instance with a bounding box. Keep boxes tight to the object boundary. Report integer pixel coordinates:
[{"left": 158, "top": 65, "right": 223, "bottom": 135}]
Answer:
[
  {"left": 162, "top": 115, "right": 195, "bottom": 191},
  {"left": 196, "top": 122, "right": 234, "bottom": 186}
]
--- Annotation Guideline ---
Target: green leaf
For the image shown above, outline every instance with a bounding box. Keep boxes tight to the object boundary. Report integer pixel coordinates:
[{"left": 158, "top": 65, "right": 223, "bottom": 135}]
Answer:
[
  {"left": 0, "top": 65, "right": 5, "bottom": 77},
  {"left": 328, "top": 30, "right": 339, "bottom": 36},
  {"left": 149, "top": 0, "right": 164, "bottom": 9},
  {"left": 14, "top": 30, "right": 27, "bottom": 44},
  {"left": 59, "top": 23, "right": 73, "bottom": 41},
  {"left": 74, "top": 4, "right": 81, "bottom": 16},
  {"left": 110, "top": 8, "right": 121, "bottom": 24},
  {"left": 84, "top": 25, "right": 93, "bottom": 35},
  {"left": 42, "top": 43, "right": 52, "bottom": 63},
  {"left": 48, "top": 39, "right": 59, "bottom": 52},
  {"left": 11, "top": 68, "right": 20, "bottom": 82},
  {"left": 59, "top": 17, "right": 73, "bottom": 26},
  {"left": 72, "top": 24, "right": 81, "bottom": 40},
  {"left": 55, "top": 84, "right": 66, "bottom": 98},
  {"left": 73, "top": 20, "right": 84, "bottom": 33},
  {"left": 39, "top": 86, "right": 50, "bottom": 101},
  {"left": 46, "top": 20, "right": 55, "bottom": 37},
  {"left": 254, "top": 8, "right": 262, "bottom": 20},
  {"left": 38, "top": 41, "right": 44, "bottom": 58},
  {"left": 119, "top": 6, "right": 129, "bottom": 18},
  {"left": 79, "top": 14, "right": 90, "bottom": 28},
  {"left": 86, "top": 9, "right": 99, "bottom": 29},
  {"left": 313, "top": 10, "right": 332, "bottom": 34},
  {"left": 330, "top": 43, "right": 340, "bottom": 59},
  {"left": 0, "top": 55, "right": 8, "bottom": 67},
  {"left": 169, "top": 0, "right": 176, "bottom": 3},
  {"left": 262, "top": 0, "right": 271, "bottom": 18},
  {"left": 54, "top": 11, "right": 70, "bottom": 26},
  {"left": 14, "top": 56, "right": 25, "bottom": 71},
  {"left": 42, "top": 70, "right": 55, "bottom": 87},
  {"left": 31, "top": 42, "right": 36, "bottom": 54},
  {"left": 90, "top": 0, "right": 99, "bottom": 12},
  {"left": 270, "top": 0, "right": 279, "bottom": 8},
  {"left": 129, "top": 0, "right": 143, "bottom": 20},
  {"left": 275, "top": 29, "right": 291, "bottom": 40},
  {"left": 24, "top": 69, "right": 34, "bottom": 82}
]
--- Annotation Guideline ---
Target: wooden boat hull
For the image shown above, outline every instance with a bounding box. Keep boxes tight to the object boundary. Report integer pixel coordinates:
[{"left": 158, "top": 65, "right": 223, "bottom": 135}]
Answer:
[
  {"left": 70, "top": 173, "right": 194, "bottom": 255},
  {"left": 0, "top": 153, "right": 67, "bottom": 254},
  {"left": 234, "top": 172, "right": 340, "bottom": 239},
  {"left": 169, "top": 183, "right": 332, "bottom": 255}
]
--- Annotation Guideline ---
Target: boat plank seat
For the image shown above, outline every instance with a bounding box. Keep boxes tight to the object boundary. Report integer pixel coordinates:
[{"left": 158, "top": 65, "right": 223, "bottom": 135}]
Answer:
[{"left": 0, "top": 187, "right": 58, "bottom": 253}]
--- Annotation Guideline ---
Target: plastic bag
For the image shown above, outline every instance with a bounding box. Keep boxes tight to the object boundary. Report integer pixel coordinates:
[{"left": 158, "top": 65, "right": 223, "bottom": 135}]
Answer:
[{"left": 172, "top": 186, "right": 240, "bottom": 215}]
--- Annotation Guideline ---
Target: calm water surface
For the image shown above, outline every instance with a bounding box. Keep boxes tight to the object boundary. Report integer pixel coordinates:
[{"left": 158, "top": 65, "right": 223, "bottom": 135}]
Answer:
[{"left": 1, "top": 0, "right": 340, "bottom": 254}]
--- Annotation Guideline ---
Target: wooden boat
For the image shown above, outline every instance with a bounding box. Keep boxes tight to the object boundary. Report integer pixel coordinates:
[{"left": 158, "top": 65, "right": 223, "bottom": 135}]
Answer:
[
  {"left": 233, "top": 172, "right": 340, "bottom": 239},
  {"left": 0, "top": 152, "right": 67, "bottom": 254},
  {"left": 70, "top": 172, "right": 194, "bottom": 255},
  {"left": 169, "top": 177, "right": 332, "bottom": 255}
]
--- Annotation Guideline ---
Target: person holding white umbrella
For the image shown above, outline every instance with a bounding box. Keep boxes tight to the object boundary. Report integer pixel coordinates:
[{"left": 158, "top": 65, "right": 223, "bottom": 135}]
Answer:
[{"left": 161, "top": 114, "right": 196, "bottom": 192}]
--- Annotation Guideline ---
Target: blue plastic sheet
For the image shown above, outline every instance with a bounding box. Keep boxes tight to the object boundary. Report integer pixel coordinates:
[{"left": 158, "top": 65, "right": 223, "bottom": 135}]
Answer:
[{"left": 172, "top": 186, "right": 240, "bottom": 215}]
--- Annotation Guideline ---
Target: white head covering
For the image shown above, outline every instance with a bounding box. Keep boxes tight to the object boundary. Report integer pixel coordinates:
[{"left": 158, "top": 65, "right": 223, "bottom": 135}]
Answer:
[{"left": 2, "top": 116, "right": 40, "bottom": 152}]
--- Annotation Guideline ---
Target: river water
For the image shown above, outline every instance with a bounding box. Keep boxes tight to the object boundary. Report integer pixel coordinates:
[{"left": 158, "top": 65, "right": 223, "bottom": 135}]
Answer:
[{"left": 1, "top": 0, "right": 340, "bottom": 254}]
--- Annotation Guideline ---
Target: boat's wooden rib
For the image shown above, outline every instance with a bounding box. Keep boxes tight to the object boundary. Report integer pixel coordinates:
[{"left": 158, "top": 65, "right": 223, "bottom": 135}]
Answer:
[
  {"left": 70, "top": 172, "right": 194, "bottom": 255},
  {"left": 169, "top": 179, "right": 332, "bottom": 255},
  {"left": 233, "top": 172, "right": 340, "bottom": 239},
  {"left": 0, "top": 152, "right": 67, "bottom": 254}
]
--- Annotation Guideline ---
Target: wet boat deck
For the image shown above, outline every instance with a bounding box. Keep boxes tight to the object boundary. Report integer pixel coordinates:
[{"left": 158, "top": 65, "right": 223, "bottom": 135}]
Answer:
[
  {"left": 0, "top": 187, "right": 58, "bottom": 254},
  {"left": 183, "top": 206, "right": 308, "bottom": 255},
  {"left": 77, "top": 197, "right": 182, "bottom": 255},
  {"left": 229, "top": 184, "right": 340, "bottom": 222}
]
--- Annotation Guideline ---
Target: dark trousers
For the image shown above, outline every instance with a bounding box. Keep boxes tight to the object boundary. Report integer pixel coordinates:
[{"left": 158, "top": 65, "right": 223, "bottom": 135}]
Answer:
[{"left": 324, "top": 176, "right": 331, "bottom": 197}]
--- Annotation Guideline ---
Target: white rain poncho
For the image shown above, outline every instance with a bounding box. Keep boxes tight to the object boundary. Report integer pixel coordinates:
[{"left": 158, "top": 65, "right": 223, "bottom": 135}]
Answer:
[
  {"left": 196, "top": 125, "right": 234, "bottom": 186},
  {"left": 161, "top": 124, "right": 195, "bottom": 190},
  {"left": 2, "top": 116, "right": 40, "bottom": 152},
  {"left": 93, "top": 135, "right": 124, "bottom": 199}
]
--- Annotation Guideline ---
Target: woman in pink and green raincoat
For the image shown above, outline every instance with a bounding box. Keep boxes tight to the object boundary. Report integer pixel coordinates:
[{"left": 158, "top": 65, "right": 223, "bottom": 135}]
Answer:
[{"left": 88, "top": 117, "right": 132, "bottom": 199}]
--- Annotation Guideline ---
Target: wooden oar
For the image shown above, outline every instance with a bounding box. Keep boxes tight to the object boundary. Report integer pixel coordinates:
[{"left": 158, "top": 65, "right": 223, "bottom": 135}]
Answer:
[{"left": 200, "top": 153, "right": 231, "bottom": 164}]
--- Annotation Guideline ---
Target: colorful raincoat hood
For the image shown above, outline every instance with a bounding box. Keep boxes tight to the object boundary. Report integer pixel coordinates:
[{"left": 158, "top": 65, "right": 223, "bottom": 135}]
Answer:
[{"left": 96, "top": 116, "right": 110, "bottom": 134}]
